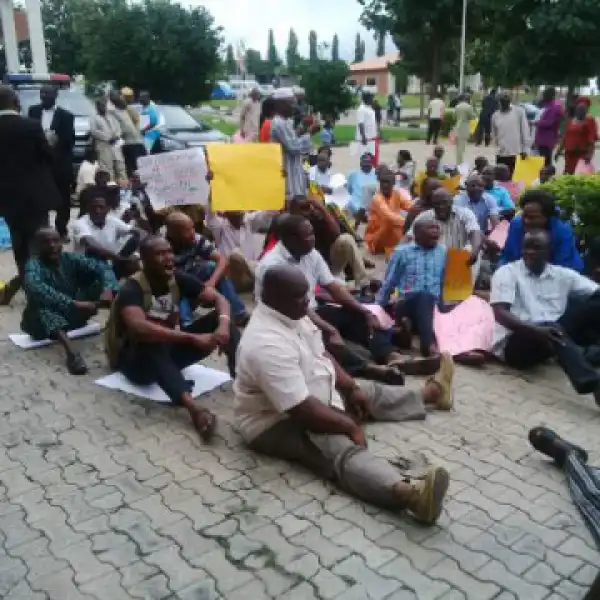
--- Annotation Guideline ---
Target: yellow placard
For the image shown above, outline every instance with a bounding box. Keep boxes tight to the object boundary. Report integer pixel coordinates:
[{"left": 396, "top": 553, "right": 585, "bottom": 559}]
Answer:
[
  {"left": 440, "top": 174, "right": 461, "bottom": 195},
  {"left": 469, "top": 119, "right": 478, "bottom": 135},
  {"left": 206, "top": 143, "right": 286, "bottom": 211},
  {"left": 442, "top": 248, "right": 473, "bottom": 302},
  {"left": 513, "top": 155, "right": 545, "bottom": 189}
]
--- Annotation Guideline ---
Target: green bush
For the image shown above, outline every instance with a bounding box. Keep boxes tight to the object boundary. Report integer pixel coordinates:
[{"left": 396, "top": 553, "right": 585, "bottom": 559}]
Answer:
[
  {"left": 539, "top": 175, "right": 600, "bottom": 238},
  {"left": 440, "top": 109, "right": 456, "bottom": 138}
]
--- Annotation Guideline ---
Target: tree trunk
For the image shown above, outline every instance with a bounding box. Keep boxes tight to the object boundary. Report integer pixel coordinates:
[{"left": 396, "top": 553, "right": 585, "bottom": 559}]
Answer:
[
  {"left": 419, "top": 80, "right": 425, "bottom": 119},
  {"left": 431, "top": 41, "right": 441, "bottom": 94}
]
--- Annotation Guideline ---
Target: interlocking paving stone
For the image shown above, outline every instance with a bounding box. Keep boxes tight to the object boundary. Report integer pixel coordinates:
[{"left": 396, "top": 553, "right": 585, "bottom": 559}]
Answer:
[{"left": 0, "top": 192, "right": 599, "bottom": 599}]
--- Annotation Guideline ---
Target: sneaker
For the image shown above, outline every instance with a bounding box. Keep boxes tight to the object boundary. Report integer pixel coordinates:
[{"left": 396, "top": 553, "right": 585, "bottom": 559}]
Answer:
[
  {"left": 428, "top": 353, "right": 455, "bottom": 410},
  {"left": 528, "top": 426, "right": 588, "bottom": 467},
  {"left": 406, "top": 466, "right": 450, "bottom": 525}
]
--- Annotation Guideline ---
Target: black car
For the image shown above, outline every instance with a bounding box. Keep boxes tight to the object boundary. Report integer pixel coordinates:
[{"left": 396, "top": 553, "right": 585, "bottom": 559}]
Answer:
[
  {"left": 132, "top": 104, "right": 230, "bottom": 152},
  {"left": 17, "top": 87, "right": 96, "bottom": 169}
]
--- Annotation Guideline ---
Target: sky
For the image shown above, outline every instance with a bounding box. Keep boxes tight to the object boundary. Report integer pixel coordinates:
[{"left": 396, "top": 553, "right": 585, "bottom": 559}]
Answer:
[{"left": 186, "top": 0, "right": 394, "bottom": 61}]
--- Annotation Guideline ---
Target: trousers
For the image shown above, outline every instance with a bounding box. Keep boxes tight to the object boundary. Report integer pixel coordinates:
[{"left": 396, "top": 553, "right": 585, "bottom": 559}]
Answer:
[
  {"left": 5, "top": 211, "right": 49, "bottom": 278},
  {"left": 54, "top": 173, "right": 73, "bottom": 238},
  {"left": 316, "top": 303, "right": 395, "bottom": 364},
  {"left": 122, "top": 143, "right": 147, "bottom": 178},
  {"left": 475, "top": 116, "right": 492, "bottom": 146},
  {"left": 455, "top": 136, "right": 468, "bottom": 165},
  {"left": 191, "top": 261, "right": 247, "bottom": 318},
  {"left": 117, "top": 312, "right": 239, "bottom": 404},
  {"left": 427, "top": 118, "right": 442, "bottom": 144},
  {"left": 394, "top": 291, "right": 438, "bottom": 356},
  {"left": 329, "top": 233, "right": 369, "bottom": 289},
  {"left": 248, "top": 381, "right": 425, "bottom": 509},
  {"left": 227, "top": 249, "right": 256, "bottom": 294},
  {"left": 503, "top": 295, "right": 600, "bottom": 395}
]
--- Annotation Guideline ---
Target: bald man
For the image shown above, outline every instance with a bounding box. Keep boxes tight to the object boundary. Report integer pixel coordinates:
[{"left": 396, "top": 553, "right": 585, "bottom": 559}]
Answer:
[
  {"left": 165, "top": 212, "right": 249, "bottom": 326},
  {"left": 492, "top": 230, "right": 600, "bottom": 403},
  {"left": 106, "top": 235, "right": 240, "bottom": 439},
  {"left": 234, "top": 264, "right": 454, "bottom": 525}
]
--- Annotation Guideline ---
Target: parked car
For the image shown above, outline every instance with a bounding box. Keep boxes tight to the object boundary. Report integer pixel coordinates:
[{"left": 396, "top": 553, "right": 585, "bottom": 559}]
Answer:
[
  {"left": 211, "top": 81, "right": 236, "bottom": 100},
  {"left": 7, "top": 73, "right": 95, "bottom": 170},
  {"left": 132, "top": 104, "right": 230, "bottom": 152}
]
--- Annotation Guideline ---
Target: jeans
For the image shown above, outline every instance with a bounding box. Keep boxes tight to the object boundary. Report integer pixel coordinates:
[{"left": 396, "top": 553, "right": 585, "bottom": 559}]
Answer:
[
  {"left": 117, "top": 312, "right": 239, "bottom": 404},
  {"left": 537, "top": 145, "right": 554, "bottom": 167},
  {"left": 475, "top": 116, "right": 492, "bottom": 146},
  {"left": 316, "top": 303, "right": 395, "bottom": 364},
  {"left": 394, "top": 291, "right": 438, "bottom": 356},
  {"left": 191, "top": 261, "right": 247, "bottom": 318}
]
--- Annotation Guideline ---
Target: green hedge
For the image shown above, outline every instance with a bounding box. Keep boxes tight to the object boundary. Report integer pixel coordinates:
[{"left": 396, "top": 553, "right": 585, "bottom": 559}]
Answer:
[
  {"left": 441, "top": 109, "right": 457, "bottom": 138},
  {"left": 539, "top": 175, "right": 600, "bottom": 239}
]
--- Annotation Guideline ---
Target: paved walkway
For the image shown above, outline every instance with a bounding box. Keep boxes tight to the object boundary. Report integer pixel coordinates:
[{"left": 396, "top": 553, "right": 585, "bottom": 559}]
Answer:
[{"left": 0, "top": 146, "right": 599, "bottom": 598}]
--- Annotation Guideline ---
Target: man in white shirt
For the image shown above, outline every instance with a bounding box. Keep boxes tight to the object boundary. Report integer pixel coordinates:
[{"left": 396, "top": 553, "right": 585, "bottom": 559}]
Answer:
[
  {"left": 491, "top": 230, "right": 600, "bottom": 403},
  {"left": 235, "top": 264, "right": 454, "bottom": 524},
  {"left": 491, "top": 92, "right": 531, "bottom": 179},
  {"left": 72, "top": 193, "right": 140, "bottom": 280},
  {"left": 427, "top": 92, "right": 445, "bottom": 145},
  {"left": 356, "top": 92, "right": 379, "bottom": 165}
]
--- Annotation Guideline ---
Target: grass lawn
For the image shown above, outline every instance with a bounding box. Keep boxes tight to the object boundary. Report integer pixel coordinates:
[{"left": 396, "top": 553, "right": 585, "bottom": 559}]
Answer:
[{"left": 198, "top": 114, "right": 426, "bottom": 144}]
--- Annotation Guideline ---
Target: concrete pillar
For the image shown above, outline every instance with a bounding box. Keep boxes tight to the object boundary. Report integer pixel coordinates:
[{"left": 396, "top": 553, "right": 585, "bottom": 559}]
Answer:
[
  {"left": 0, "top": 0, "right": 20, "bottom": 73},
  {"left": 25, "top": 0, "right": 47, "bottom": 74}
]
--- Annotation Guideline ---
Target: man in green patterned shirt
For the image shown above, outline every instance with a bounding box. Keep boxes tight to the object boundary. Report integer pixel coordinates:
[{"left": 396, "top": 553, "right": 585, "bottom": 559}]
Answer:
[{"left": 22, "top": 228, "right": 117, "bottom": 375}]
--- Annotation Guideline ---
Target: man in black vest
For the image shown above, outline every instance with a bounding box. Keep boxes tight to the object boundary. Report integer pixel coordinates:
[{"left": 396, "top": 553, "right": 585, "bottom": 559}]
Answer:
[{"left": 28, "top": 84, "right": 75, "bottom": 240}]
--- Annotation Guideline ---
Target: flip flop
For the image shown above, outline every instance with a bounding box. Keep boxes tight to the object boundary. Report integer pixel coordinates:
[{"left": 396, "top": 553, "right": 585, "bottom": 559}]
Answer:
[
  {"left": 528, "top": 426, "right": 588, "bottom": 466},
  {"left": 66, "top": 352, "right": 88, "bottom": 376}
]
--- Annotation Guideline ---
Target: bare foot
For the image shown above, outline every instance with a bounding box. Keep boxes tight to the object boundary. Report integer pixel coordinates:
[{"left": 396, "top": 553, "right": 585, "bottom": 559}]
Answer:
[
  {"left": 188, "top": 405, "right": 217, "bottom": 441},
  {"left": 455, "top": 351, "right": 486, "bottom": 367}
]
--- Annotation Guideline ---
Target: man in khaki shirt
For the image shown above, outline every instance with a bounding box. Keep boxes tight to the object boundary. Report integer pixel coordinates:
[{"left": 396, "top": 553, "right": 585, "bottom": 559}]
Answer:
[
  {"left": 239, "top": 88, "right": 261, "bottom": 141},
  {"left": 234, "top": 264, "right": 456, "bottom": 525}
]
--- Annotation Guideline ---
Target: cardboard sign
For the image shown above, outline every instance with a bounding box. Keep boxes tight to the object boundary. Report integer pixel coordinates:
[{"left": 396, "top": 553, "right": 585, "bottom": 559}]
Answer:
[
  {"left": 442, "top": 248, "right": 473, "bottom": 302},
  {"left": 434, "top": 296, "right": 494, "bottom": 355},
  {"left": 138, "top": 148, "right": 209, "bottom": 210},
  {"left": 207, "top": 143, "right": 285, "bottom": 211},
  {"left": 488, "top": 220, "right": 510, "bottom": 250},
  {"left": 513, "top": 156, "right": 545, "bottom": 188}
]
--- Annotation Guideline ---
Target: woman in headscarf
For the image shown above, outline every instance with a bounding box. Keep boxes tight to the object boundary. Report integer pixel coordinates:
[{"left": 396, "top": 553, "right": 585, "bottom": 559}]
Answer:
[{"left": 557, "top": 97, "right": 598, "bottom": 174}]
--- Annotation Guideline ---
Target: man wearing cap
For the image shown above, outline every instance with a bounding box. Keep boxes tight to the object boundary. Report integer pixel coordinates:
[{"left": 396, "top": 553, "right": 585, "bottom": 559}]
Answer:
[
  {"left": 240, "top": 88, "right": 261, "bottom": 141},
  {"left": 271, "top": 87, "right": 320, "bottom": 200},
  {"left": 120, "top": 87, "right": 140, "bottom": 128}
]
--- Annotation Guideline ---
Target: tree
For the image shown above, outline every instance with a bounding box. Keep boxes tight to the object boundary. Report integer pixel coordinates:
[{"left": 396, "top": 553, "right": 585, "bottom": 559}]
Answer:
[
  {"left": 286, "top": 28, "right": 300, "bottom": 74},
  {"left": 298, "top": 59, "right": 354, "bottom": 121},
  {"left": 72, "top": 0, "right": 222, "bottom": 104},
  {"left": 375, "top": 28, "right": 386, "bottom": 57},
  {"left": 308, "top": 30, "right": 318, "bottom": 63},
  {"left": 331, "top": 34, "right": 340, "bottom": 61},
  {"left": 354, "top": 33, "right": 365, "bottom": 62},
  {"left": 245, "top": 48, "right": 270, "bottom": 79},
  {"left": 267, "top": 28, "right": 281, "bottom": 69},
  {"left": 359, "top": 0, "right": 472, "bottom": 90},
  {"left": 225, "top": 43, "right": 237, "bottom": 75}
]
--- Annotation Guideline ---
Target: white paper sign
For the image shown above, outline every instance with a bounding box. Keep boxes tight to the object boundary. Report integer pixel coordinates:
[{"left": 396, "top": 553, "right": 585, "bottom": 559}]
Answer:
[
  {"left": 9, "top": 322, "right": 101, "bottom": 349},
  {"left": 137, "top": 148, "right": 210, "bottom": 210}
]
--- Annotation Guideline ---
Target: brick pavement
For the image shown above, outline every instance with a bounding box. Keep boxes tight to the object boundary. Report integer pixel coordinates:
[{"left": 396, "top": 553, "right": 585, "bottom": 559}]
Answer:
[{"left": 1, "top": 144, "right": 599, "bottom": 599}]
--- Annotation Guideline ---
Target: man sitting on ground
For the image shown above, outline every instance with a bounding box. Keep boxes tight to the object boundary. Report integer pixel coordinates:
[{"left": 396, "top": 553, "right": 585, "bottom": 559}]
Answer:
[
  {"left": 377, "top": 218, "right": 447, "bottom": 358},
  {"left": 491, "top": 230, "right": 600, "bottom": 404},
  {"left": 453, "top": 174, "right": 500, "bottom": 234},
  {"left": 256, "top": 214, "right": 416, "bottom": 381},
  {"left": 72, "top": 192, "right": 140, "bottom": 282},
  {"left": 481, "top": 165, "right": 515, "bottom": 219},
  {"left": 235, "top": 264, "right": 453, "bottom": 525},
  {"left": 289, "top": 195, "right": 373, "bottom": 294},
  {"left": 22, "top": 228, "right": 116, "bottom": 375},
  {"left": 165, "top": 212, "right": 250, "bottom": 326},
  {"left": 105, "top": 236, "right": 240, "bottom": 440}
]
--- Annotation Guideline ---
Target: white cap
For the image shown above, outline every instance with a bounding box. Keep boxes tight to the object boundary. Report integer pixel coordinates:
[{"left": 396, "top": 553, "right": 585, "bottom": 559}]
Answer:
[{"left": 272, "top": 87, "right": 295, "bottom": 99}]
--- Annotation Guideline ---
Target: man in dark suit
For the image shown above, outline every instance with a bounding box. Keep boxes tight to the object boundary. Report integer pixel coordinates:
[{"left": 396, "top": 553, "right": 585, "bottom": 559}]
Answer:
[
  {"left": 0, "top": 85, "right": 61, "bottom": 304},
  {"left": 28, "top": 84, "right": 75, "bottom": 240}
]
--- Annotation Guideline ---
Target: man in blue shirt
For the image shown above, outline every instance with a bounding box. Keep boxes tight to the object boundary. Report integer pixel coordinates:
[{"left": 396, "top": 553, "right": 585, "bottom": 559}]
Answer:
[
  {"left": 453, "top": 175, "right": 500, "bottom": 233},
  {"left": 481, "top": 165, "right": 515, "bottom": 219},
  {"left": 377, "top": 218, "right": 447, "bottom": 357}
]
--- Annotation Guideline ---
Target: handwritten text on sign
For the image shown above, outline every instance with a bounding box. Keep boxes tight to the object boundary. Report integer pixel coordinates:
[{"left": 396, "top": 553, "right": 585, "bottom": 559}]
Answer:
[{"left": 137, "top": 148, "right": 209, "bottom": 210}]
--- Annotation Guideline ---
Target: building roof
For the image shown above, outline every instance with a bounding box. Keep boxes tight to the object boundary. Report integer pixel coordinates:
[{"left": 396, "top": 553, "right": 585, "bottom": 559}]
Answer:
[{"left": 349, "top": 53, "right": 400, "bottom": 73}]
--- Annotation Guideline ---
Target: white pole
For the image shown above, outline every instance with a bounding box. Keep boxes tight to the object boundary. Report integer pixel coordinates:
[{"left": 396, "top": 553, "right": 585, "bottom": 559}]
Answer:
[
  {"left": 25, "top": 0, "right": 47, "bottom": 74},
  {"left": 0, "top": 0, "right": 20, "bottom": 73},
  {"left": 459, "top": 0, "right": 467, "bottom": 92}
]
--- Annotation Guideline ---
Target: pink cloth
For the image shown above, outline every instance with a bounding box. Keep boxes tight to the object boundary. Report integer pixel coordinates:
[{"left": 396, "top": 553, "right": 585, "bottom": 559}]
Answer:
[
  {"left": 232, "top": 130, "right": 246, "bottom": 144},
  {"left": 575, "top": 159, "right": 595, "bottom": 175}
]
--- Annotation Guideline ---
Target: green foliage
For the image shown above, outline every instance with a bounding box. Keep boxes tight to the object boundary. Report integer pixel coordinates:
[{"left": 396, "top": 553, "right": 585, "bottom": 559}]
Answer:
[
  {"left": 354, "top": 33, "right": 365, "bottom": 63},
  {"left": 286, "top": 29, "right": 300, "bottom": 74},
  {"left": 308, "top": 31, "right": 318, "bottom": 63},
  {"left": 245, "top": 49, "right": 270, "bottom": 80},
  {"left": 440, "top": 109, "right": 457, "bottom": 137},
  {"left": 331, "top": 34, "right": 340, "bottom": 62},
  {"left": 267, "top": 29, "right": 281, "bottom": 69},
  {"left": 225, "top": 44, "right": 237, "bottom": 75},
  {"left": 375, "top": 28, "right": 386, "bottom": 57},
  {"left": 540, "top": 175, "right": 600, "bottom": 238},
  {"left": 43, "top": 0, "right": 222, "bottom": 105},
  {"left": 298, "top": 60, "right": 353, "bottom": 122}
]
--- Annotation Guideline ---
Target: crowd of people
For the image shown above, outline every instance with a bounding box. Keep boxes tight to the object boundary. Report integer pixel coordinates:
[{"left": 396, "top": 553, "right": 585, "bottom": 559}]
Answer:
[{"left": 1, "top": 79, "right": 600, "bottom": 530}]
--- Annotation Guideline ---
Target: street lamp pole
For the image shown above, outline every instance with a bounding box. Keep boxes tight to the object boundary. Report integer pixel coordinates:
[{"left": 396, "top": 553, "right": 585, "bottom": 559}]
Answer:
[{"left": 459, "top": 0, "right": 467, "bottom": 92}]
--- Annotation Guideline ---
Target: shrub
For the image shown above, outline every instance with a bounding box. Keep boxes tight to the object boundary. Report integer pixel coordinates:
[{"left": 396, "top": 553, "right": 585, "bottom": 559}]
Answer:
[
  {"left": 539, "top": 175, "right": 600, "bottom": 239},
  {"left": 440, "top": 109, "right": 457, "bottom": 137}
]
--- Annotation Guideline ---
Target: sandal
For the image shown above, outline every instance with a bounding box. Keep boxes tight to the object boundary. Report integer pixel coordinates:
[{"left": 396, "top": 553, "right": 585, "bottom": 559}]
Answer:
[
  {"left": 528, "top": 426, "right": 588, "bottom": 467},
  {"left": 66, "top": 352, "right": 88, "bottom": 376}
]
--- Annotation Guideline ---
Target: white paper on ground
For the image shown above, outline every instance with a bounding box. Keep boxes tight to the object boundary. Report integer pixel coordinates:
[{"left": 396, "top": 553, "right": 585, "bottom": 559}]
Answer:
[
  {"left": 94, "top": 364, "right": 231, "bottom": 404},
  {"left": 9, "top": 322, "right": 101, "bottom": 349}
]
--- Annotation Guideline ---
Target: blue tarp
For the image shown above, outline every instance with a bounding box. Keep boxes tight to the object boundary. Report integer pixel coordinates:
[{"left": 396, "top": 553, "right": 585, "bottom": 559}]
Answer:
[{"left": 0, "top": 218, "right": 11, "bottom": 250}]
